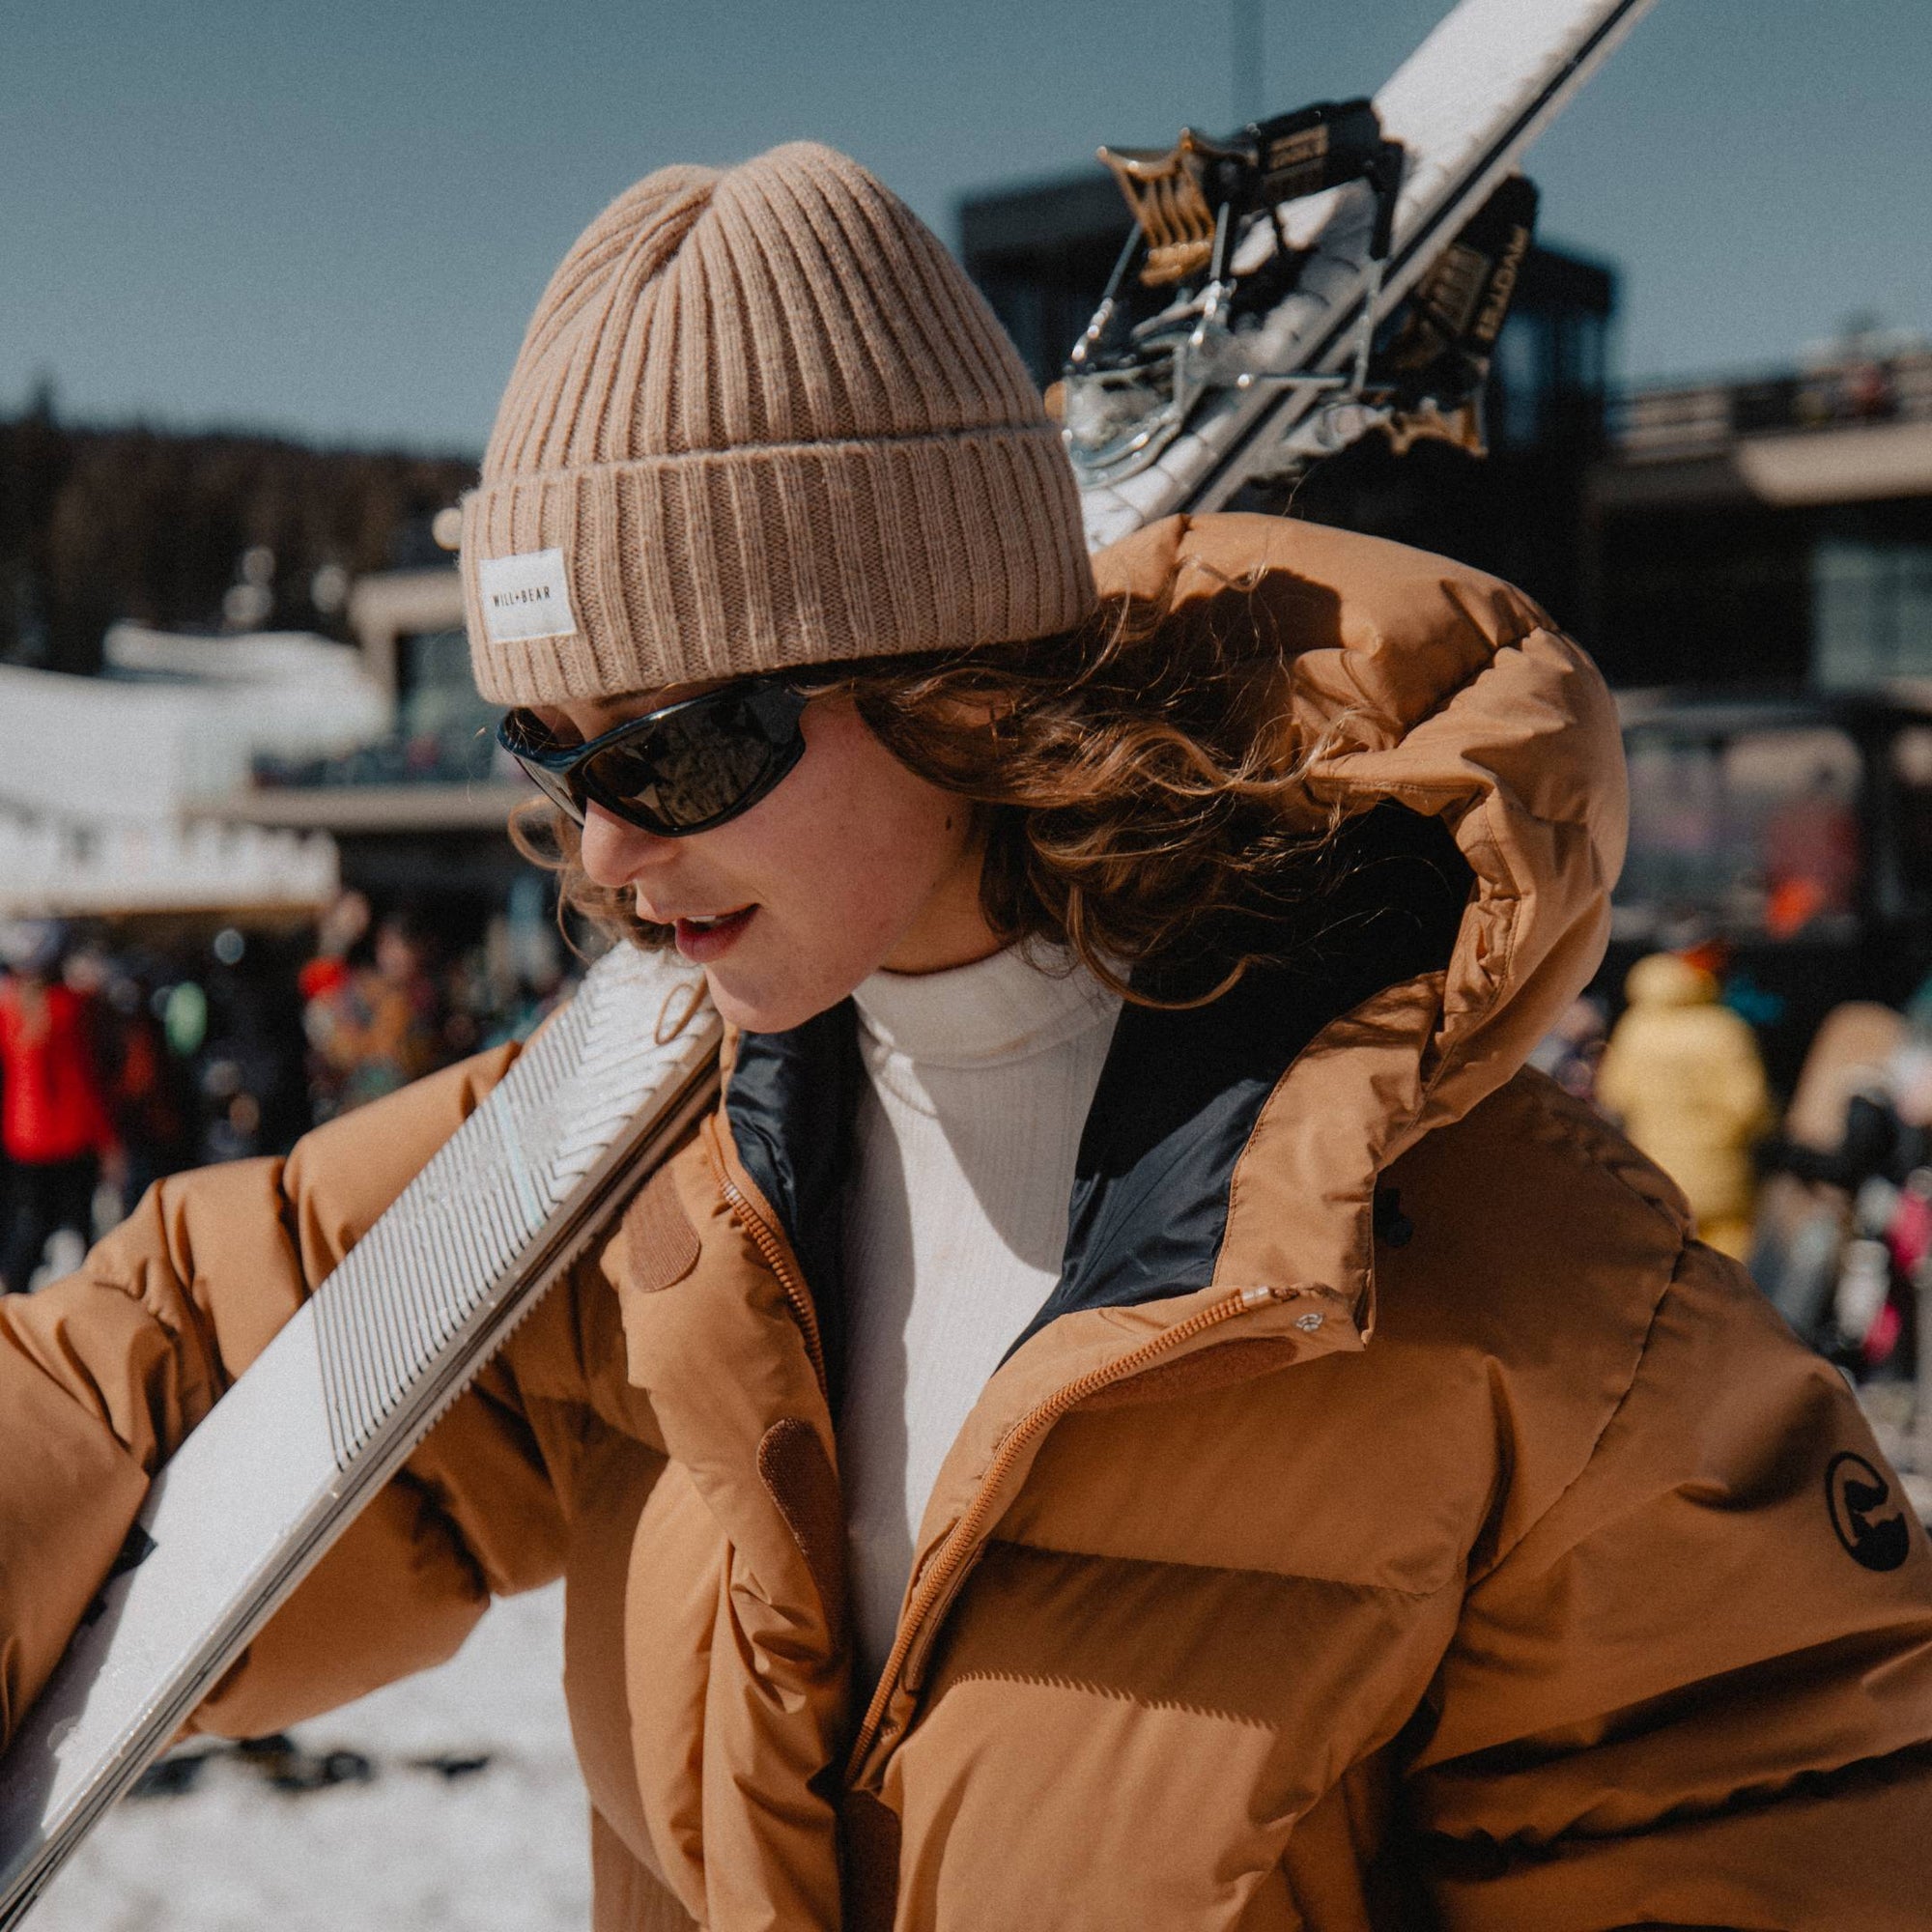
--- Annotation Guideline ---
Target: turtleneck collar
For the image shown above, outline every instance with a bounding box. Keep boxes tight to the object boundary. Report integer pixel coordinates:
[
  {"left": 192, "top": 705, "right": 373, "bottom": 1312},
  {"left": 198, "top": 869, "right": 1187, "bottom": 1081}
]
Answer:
[{"left": 850, "top": 945, "right": 1120, "bottom": 1071}]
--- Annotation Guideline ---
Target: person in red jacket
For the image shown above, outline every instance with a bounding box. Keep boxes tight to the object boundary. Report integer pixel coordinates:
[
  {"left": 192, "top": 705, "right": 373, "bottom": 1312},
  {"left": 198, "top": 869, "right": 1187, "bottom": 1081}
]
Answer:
[{"left": 0, "top": 923, "right": 117, "bottom": 1293}]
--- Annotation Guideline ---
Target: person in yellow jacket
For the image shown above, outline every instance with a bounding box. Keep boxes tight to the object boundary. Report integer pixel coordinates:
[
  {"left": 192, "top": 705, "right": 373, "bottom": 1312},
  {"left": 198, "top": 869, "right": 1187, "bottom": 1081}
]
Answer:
[
  {"left": 4, "top": 146, "right": 1932, "bottom": 1932},
  {"left": 1597, "top": 951, "right": 1775, "bottom": 1260}
]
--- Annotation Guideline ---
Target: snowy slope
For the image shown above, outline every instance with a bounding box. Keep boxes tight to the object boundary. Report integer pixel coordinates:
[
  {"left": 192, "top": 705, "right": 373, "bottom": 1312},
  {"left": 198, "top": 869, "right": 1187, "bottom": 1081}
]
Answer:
[{"left": 25, "top": 1586, "right": 589, "bottom": 1932}]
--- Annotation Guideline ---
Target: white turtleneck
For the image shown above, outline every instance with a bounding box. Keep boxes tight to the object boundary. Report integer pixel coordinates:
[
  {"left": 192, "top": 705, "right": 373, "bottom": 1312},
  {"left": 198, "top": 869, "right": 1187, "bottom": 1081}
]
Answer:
[{"left": 839, "top": 946, "right": 1122, "bottom": 1684}]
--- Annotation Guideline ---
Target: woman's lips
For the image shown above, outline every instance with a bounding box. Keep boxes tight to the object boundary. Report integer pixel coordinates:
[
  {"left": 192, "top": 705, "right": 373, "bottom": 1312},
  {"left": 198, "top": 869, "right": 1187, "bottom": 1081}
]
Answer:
[{"left": 672, "top": 906, "right": 755, "bottom": 962}]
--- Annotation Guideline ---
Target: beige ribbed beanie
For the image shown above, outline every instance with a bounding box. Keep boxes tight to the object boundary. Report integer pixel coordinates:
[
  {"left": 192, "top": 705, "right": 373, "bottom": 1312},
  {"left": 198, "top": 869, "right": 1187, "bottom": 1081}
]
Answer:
[{"left": 462, "top": 143, "right": 1095, "bottom": 704}]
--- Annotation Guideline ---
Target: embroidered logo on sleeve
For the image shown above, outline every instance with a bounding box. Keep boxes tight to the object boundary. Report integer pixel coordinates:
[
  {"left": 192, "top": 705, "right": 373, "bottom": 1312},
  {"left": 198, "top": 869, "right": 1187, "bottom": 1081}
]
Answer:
[
  {"left": 1825, "top": 1451, "right": 1912, "bottom": 1572},
  {"left": 477, "top": 549, "right": 578, "bottom": 643}
]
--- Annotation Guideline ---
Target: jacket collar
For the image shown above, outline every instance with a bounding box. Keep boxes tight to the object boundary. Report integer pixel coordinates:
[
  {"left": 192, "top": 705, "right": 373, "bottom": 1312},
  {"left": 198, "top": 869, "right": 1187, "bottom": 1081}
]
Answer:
[
  {"left": 721, "top": 1000, "right": 867, "bottom": 1400},
  {"left": 722, "top": 794, "right": 1475, "bottom": 1408}
]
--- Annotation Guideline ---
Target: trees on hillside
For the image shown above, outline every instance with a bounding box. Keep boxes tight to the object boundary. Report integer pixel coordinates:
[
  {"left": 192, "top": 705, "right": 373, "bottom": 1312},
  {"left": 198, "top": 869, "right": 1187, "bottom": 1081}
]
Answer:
[{"left": 0, "top": 395, "right": 475, "bottom": 674}]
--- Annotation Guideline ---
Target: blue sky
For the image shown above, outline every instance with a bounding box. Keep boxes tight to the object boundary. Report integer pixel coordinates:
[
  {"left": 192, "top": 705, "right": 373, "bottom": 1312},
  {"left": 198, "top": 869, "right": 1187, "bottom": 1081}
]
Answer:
[{"left": 5, "top": 0, "right": 1926, "bottom": 452}]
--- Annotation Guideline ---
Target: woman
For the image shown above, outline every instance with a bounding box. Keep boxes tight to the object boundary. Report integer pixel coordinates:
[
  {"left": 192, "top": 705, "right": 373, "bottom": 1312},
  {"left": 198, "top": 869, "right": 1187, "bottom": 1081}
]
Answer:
[
  {"left": 4, "top": 145, "right": 1929, "bottom": 1931},
  {"left": 0, "top": 923, "right": 118, "bottom": 1293}
]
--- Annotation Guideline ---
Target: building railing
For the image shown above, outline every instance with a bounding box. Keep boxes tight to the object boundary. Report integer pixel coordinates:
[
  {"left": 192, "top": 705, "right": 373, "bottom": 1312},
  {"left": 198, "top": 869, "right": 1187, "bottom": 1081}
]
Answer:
[{"left": 1613, "top": 351, "right": 1932, "bottom": 462}]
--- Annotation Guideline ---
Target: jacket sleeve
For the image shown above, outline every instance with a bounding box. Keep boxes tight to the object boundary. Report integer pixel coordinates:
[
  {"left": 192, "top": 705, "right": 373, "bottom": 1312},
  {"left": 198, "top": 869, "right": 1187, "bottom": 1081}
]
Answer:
[
  {"left": 1409, "top": 1238, "right": 1932, "bottom": 1932},
  {"left": 0, "top": 1042, "right": 572, "bottom": 1752}
]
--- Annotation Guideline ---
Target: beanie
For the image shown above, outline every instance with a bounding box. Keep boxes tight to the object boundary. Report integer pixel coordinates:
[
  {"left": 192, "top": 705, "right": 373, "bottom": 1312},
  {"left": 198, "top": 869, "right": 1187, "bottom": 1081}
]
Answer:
[{"left": 462, "top": 142, "right": 1095, "bottom": 705}]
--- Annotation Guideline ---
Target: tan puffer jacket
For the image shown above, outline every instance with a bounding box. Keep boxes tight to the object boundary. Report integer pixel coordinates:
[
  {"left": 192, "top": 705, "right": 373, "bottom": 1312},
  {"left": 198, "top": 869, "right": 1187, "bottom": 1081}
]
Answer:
[{"left": 5, "top": 516, "right": 1931, "bottom": 1932}]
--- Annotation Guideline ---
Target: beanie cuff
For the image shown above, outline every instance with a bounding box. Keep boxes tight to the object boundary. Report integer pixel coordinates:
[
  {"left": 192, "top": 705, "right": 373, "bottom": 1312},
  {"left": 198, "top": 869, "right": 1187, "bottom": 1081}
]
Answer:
[{"left": 463, "top": 426, "right": 1095, "bottom": 705}]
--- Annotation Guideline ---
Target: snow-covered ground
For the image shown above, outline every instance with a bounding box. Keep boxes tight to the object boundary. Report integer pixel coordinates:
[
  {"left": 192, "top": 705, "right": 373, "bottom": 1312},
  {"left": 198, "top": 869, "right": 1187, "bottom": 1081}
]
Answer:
[{"left": 26, "top": 1583, "right": 590, "bottom": 1932}]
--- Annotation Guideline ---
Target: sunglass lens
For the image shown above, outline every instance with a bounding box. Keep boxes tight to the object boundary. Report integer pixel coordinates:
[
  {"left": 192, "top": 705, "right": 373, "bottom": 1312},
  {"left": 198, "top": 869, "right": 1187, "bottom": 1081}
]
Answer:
[
  {"left": 585, "top": 694, "right": 786, "bottom": 832},
  {"left": 525, "top": 760, "right": 587, "bottom": 823},
  {"left": 498, "top": 713, "right": 589, "bottom": 823}
]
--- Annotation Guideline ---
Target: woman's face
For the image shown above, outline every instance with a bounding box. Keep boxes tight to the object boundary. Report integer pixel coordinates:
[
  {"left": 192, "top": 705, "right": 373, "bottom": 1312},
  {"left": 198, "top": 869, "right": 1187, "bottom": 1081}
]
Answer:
[{"left": 542, "top": 685, "right": 997, "bottom": 1034}]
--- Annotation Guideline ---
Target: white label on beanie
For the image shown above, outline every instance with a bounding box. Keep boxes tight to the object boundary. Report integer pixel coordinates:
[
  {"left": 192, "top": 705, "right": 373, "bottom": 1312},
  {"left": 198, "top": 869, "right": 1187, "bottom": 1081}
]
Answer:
[{"left": 477, "top": 549, "right": 577, "bottom": 642}]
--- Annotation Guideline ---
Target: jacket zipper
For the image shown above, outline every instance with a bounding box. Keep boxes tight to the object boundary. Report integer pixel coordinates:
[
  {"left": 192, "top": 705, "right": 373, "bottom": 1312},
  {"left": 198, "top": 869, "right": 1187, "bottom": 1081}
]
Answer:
[
  {"left": 847, "top": 1282, "right": 1280, "bottom": 1774},
  {"left": 708, "top": 1126, "right": 829, "bottom": 1402}
]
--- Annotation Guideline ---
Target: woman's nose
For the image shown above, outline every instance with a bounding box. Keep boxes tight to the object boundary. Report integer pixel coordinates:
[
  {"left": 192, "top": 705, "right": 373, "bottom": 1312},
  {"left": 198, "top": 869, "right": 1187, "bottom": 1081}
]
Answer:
[{"left": 578, "top": 804, "right": 675, "bottom": 889}]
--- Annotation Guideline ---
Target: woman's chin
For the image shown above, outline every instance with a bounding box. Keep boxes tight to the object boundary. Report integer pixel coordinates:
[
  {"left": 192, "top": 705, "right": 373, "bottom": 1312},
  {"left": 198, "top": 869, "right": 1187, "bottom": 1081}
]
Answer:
[{"left": 699, "top": 961, "right": 854, "bottom": 1037}]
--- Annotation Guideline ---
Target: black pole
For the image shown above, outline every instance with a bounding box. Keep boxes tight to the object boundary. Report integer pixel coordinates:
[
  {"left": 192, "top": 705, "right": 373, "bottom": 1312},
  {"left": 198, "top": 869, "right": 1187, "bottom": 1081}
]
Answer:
[{"left": 1232, "top": 0, "right": 1264, "bottom": 128}]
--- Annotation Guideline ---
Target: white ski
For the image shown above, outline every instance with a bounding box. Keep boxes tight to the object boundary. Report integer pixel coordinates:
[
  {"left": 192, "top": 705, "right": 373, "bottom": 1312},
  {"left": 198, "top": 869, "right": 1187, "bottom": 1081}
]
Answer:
[
  {"left": 1072, "top": 0, "right": 1661, "bottom": 550},
  {"left": 0, "top": 947, "right": 721, "bottom": 1929}
]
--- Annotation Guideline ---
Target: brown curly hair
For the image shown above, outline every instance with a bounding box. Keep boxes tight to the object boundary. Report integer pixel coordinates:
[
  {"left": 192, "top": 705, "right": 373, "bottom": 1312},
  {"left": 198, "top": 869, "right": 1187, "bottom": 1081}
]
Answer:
[{"left": 510, "top": 589, "right": 1368, "bottom": 1008}]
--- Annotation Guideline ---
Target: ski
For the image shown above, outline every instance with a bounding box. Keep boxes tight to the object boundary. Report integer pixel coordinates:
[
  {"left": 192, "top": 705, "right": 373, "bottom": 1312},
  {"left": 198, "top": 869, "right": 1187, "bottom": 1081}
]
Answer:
[
  {"left": 1068, "top": 0, "right": 1661, "bottom": 549},
  {"left": 0, "top": 947, "right": 721, "bottom": 1930}
]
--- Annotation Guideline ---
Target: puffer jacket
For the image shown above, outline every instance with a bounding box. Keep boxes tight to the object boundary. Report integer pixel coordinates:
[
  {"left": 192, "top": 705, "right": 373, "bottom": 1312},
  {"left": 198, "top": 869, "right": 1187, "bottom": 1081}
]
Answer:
[{"left": 5, "top": 515, "right": 1931, "bottom": 1932}]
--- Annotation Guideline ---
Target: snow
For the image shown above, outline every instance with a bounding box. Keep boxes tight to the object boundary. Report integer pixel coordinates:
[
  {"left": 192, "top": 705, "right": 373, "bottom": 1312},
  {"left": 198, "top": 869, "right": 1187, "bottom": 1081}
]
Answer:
[{"left": 24, "top": 1584, "right": 590, "bottom": 1932}]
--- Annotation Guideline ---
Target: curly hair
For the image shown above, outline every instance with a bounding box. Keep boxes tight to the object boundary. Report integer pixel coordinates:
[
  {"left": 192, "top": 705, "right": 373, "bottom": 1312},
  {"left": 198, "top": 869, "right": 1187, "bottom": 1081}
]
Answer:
[{"left": 510, "top": 588, "right": 1378, "bottom": 1008}]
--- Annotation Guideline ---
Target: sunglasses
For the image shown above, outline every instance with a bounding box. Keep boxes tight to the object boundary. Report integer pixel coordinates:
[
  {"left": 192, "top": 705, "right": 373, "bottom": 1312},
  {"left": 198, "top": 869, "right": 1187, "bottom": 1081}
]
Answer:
[{"left": 497, "top": 678, "right": 810, "bottom": 838}]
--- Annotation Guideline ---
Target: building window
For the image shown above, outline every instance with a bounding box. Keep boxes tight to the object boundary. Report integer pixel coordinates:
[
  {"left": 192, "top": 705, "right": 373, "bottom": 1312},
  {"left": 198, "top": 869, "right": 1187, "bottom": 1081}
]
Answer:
[
  {"left": 1813, "top": 537, "right": 1932, "bottom": 689},
  {"left": 1618, "top": 724, "right": 1862, "bottom": 943}
]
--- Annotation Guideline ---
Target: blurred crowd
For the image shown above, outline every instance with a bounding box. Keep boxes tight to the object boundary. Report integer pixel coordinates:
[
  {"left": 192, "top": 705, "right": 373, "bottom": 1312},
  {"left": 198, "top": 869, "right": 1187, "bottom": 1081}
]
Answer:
[
  {"left": 1537, "top": 945, "right": 1932, "bottom": 1394},
  {"left": 12, "top": 903, "right": 1932, "bottom": 1408},
  {"left": 0, "top": 882, "right": 576, "bottom": 1293}
]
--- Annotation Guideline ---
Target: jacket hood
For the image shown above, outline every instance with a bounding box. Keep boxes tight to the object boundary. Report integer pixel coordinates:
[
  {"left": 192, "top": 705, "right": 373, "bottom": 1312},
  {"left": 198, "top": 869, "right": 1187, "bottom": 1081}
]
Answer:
[
  {"left": 1099, "top": 511, "right": 1625, "bottom": 1075},
  {"left": 1075, "top": 512, "right": 1626, "bottom": 1335}
]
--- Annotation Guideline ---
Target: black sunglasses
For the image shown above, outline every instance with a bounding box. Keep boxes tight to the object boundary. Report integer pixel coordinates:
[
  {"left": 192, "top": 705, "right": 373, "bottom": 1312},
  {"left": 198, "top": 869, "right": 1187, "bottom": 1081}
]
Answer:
[{"left": 497, "top": 678, "right": 810, "bottom": 838}]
